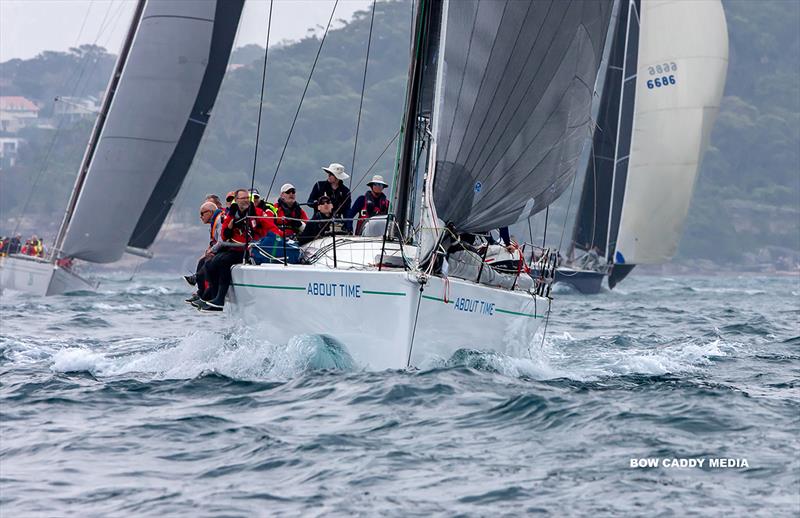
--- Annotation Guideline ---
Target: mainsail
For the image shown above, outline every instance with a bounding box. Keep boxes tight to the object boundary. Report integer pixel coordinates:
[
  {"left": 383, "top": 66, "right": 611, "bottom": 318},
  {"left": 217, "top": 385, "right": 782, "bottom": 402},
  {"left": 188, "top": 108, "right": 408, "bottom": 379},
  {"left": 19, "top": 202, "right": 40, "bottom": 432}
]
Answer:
[
  {"left": 427, "top": 0, "right": 614, "bottom": 233},
  {"left": 58, "top": 0, "right": 244, "bottom": 263}
]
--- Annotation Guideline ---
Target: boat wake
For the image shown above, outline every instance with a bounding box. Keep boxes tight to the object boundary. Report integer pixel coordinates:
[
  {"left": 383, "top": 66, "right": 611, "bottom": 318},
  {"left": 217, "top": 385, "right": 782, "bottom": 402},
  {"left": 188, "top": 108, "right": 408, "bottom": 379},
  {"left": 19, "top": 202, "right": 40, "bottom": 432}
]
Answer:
[{"left": 49, "top": 329, "right": 358, "bottom": 381}]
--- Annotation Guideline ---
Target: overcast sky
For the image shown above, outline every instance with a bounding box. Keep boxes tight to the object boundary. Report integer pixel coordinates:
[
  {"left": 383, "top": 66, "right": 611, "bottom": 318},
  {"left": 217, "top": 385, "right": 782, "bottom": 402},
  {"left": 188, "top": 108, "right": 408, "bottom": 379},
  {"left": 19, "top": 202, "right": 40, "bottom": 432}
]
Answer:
[{"left": 0, "top": 0, "right": 373, "bottom": 62}]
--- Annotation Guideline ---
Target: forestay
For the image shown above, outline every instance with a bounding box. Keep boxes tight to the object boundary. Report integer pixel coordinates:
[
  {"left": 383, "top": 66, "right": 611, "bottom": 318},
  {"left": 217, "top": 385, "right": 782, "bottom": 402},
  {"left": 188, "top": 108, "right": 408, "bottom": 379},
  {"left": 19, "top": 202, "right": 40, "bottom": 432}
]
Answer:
[
  {"left": 430, "top": 0, "right": 614, "bottom": 232},
  {"left": 613, "top": 0, "right": 728, "bottom": 265},
  {"left": 61, "top": 0, "right": 244, "bottom": 263}
]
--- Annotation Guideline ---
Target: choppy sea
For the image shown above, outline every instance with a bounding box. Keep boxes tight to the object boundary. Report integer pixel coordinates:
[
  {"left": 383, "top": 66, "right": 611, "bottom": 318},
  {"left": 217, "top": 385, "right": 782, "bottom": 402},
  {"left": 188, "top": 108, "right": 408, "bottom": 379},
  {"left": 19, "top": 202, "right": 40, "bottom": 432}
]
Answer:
[{"left": 1, "top": 273, "right": 798, "bottom": 516}]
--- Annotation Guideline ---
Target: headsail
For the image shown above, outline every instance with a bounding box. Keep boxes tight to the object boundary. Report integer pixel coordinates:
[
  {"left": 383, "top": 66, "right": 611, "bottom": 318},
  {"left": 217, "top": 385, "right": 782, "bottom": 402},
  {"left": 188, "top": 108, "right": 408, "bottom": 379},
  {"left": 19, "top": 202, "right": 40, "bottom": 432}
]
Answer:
[
  {"left": 613, "top": 0, "right": 728, "bottom": 265},
  {"left": 429, "top": 0, "right": 614, "bottom": 233},
  {"left": 59, "top": 0, "right": 244, "bottom": 263},
  {"left": 571, "top": 0, "right": 640, "bottom": 260}
]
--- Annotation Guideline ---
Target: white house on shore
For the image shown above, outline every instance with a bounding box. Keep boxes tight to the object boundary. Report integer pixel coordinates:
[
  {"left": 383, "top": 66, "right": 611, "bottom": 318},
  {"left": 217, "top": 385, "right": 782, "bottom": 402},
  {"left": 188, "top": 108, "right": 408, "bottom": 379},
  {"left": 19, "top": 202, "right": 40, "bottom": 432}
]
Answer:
[{"left": 0, "top": 96, "right": 39, "bottom": 133}]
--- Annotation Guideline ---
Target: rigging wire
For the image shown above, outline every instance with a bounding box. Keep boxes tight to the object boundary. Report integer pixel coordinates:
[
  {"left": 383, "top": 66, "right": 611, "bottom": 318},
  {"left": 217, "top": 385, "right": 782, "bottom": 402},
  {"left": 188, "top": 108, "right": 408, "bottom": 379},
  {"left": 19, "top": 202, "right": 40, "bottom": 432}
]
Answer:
[
  {"left": 541, "top": 206, "right": 549, "bottom": 249},
  {"left": 265, "top": 0, "right": 340, "bottom": 200},
  {"left": 557, "top": 167, "right": 579, "bottom": 252},
  {"left": 348, "top": 0, "right": 377, "bottom": 190},
  {"left": 250, "top": 0, "right": 274, "bottom": 195}
]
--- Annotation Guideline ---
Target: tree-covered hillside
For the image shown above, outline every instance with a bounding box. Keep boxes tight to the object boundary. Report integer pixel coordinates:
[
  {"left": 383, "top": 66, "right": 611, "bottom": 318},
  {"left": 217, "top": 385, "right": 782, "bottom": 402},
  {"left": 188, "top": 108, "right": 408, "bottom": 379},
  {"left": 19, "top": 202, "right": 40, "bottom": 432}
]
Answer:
[{"left": 0, "top": 0, "right": 797, "bottom": 267}]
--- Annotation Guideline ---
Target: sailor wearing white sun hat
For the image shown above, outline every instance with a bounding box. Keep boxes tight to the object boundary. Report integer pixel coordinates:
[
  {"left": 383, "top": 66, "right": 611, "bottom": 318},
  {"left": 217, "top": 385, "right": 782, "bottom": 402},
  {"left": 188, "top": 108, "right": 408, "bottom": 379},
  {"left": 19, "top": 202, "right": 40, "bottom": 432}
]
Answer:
[
  {"left": 308, "top": 162, "right": 352, "bottom": 221},
  {"left": 349, "top": 174, "right": 390, "bottom": 235}
]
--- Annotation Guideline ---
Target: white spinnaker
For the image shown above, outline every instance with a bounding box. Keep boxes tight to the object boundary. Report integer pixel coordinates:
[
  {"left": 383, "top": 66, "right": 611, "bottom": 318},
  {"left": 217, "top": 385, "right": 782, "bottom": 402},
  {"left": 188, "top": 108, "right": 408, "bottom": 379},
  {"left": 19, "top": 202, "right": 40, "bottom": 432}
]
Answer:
[
  {"left": 613, "top": 0, "right": 728, "bottom": 265},
  {"left": 61, "top": 0, "right": 217, "bottom": 263}
]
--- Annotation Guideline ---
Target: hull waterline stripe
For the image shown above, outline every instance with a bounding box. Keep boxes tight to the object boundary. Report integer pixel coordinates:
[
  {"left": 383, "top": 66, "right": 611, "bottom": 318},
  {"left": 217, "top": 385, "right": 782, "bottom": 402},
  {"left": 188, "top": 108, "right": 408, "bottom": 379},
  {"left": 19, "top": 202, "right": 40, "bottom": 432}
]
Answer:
[
  {"left": 421, "top": 294, "right": 541, "bottom": 318},
  {"left": 421, "top": 295, "right": 453, "bottom": 304},
  {"left": 232, "top": 283, "right": 305, "bottom": 291},
  {"left": 232, "top": 283, "right": 406, "bottom": 297},
  {"left": 362, "top": 290, "right": 406, "bottom": 297},
  {"left": 495, "top": 308, "right": 541, "bottom": 318}
]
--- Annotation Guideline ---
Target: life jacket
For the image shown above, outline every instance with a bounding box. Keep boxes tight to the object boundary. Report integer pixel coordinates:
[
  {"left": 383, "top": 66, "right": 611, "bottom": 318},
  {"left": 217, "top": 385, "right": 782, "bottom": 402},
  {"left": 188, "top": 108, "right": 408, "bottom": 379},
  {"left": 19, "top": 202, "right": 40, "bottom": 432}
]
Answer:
[
  {"left": 276, "top": 199, "right": 307, "bottom": 236},
  {"left": 208, "top": 209, "right": 224, "bottom": 246},
  {"left": 355, "top": 192, "right": 389, "bottom": 235},
  {"left": 222, "top": 205, "right": 278, "bottom": 244}
]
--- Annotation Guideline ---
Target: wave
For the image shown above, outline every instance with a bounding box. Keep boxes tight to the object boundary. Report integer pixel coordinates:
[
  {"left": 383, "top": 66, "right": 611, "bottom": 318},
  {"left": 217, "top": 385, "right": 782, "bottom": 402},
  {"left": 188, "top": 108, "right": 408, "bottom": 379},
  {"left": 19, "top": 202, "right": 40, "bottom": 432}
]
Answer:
[{"left": 50, "top": 329, "right": 357, "bottom": 381}]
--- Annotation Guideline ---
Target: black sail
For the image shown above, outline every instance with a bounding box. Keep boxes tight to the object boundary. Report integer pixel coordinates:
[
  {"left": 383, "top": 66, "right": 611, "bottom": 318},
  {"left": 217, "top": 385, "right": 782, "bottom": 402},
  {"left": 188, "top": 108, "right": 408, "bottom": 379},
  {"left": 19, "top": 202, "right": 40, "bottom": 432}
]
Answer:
[
  {"left": 127, "top": 0, "right": 244, "bottom": 250},
  {"left": 571, "top": 0, "right": 640, "bottom": 260},
  {"left": 430, "top": 0, "right": 614, "bottom": 232}
]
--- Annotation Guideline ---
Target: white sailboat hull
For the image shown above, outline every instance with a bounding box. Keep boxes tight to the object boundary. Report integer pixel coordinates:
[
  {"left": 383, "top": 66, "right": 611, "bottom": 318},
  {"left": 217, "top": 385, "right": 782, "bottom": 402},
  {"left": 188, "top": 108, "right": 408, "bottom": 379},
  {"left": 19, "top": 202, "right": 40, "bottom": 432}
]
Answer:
[
  {"left": 228, "top": 263, "right": 545, "bottom": 370},
  {"left": 0, "top": 255, "right": 96, "bottom": 296}
]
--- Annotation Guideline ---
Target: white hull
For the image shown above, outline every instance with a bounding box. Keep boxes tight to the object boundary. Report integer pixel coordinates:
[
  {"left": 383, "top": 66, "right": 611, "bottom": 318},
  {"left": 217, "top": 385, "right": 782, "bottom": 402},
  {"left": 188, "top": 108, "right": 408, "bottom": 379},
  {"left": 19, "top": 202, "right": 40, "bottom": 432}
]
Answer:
[
  {"left": 0, "top": 255, "right": 96, "bottom": 296},
  {"left": 228, "top": 262, "right": 545, "bottom": 370}
]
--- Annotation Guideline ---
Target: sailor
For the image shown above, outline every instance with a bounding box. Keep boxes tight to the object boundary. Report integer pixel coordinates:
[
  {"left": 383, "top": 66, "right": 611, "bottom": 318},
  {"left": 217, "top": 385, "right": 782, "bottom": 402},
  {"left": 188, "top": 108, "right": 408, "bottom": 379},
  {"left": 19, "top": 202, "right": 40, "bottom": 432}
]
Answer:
[
  {"left": 205, "top": 194, "right": 223, "bottom": 210},
  {"left": 224, "top": 191, "right": 236, "bottom": 210},
  {"left": 196, "top": 189, "right": 278, "bottom": 312},
  {"left": 185, "top": 201, "right": 224, "bottom": 304},
  {"left": 275, "top": 183, "right": 308, "bottom": 238},
  {"left": 248, "top": 188, "right": 277, "bottom": 217},
  {"left": 349, "top": 174, "right": 390, "bottom": 235},
  {"left": 31, "top": 235, "right": 43, "bottom": 257},
  {"left": 308, "top": 162, "right": 351, "bottom": 221},
  {"left": 8, "top": 234, "right": 21, "bottom": 254},
  {"left": 298, "top": 195, "right": 342, "bottom": 244}
]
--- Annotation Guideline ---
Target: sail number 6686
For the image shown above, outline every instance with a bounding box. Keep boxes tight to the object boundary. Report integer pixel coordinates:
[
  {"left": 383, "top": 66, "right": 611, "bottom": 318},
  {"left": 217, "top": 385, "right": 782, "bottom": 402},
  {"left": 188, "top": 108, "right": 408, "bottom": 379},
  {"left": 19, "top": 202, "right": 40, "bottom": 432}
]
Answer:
[{"left": 647, "top": 75, "right": 676, "bottom": 89}]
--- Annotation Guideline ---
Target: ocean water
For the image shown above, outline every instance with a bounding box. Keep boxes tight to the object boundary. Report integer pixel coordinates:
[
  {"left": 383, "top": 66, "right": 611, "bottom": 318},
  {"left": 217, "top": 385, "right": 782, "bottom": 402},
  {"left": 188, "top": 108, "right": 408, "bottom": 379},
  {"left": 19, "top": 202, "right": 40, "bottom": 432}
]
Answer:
[{"left": 1, "top": 274, "right": 798, "bottom": 516}]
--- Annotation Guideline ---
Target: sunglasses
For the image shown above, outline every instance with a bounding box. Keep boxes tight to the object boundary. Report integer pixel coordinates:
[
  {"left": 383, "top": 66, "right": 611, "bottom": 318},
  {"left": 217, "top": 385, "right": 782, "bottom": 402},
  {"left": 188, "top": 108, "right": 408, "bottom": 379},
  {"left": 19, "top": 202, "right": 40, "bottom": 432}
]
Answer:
[{"left": 284, "top": 189, "right": 296, "bottom": 194}]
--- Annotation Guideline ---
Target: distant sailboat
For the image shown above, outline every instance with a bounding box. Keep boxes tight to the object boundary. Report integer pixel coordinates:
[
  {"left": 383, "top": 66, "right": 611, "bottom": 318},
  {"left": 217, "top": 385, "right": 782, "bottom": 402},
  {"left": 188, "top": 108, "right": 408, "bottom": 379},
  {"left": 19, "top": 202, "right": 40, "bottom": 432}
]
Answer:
[
  {"left": 562, "top": 0, "right": 729, "bottom": 294},
  {"left": 228, "top": 0, "right": 615, "bottom": 369},
  {"left": 0, "top": 0, "right": 243, "bottom": 295}
]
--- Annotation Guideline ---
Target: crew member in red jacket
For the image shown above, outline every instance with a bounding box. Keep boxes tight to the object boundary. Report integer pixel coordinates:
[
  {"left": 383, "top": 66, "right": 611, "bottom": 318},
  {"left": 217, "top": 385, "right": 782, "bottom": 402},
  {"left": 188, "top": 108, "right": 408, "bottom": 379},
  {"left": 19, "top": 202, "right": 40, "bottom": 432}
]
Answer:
[{"left": 196, "top": 189, "right": 281, "bottom": 312}]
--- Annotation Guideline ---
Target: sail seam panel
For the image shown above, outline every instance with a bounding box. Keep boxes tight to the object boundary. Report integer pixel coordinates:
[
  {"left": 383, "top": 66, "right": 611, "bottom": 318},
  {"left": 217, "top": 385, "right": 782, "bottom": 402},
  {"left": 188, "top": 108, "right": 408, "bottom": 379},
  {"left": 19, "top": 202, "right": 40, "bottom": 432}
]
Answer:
[
  {"left": 468, "top": 3, "right": 581, "bottom": 184},
  {"left": 446, "top": 0, "right": 537, "bottom": 174}
]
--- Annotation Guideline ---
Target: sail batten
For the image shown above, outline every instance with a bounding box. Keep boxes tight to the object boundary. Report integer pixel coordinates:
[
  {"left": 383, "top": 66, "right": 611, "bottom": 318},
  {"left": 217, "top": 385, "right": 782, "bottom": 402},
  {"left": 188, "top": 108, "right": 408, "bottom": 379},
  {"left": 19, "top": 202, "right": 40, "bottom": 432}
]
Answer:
[{"left": 430, "top": 0, "right": 614, "bottom": 232}]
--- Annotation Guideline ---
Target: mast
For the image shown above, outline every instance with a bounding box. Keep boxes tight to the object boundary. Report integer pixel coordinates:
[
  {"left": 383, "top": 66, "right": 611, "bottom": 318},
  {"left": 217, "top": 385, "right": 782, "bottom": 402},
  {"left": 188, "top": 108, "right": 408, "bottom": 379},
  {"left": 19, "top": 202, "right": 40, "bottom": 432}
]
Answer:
[
  {"left": 393, "top": 0, "right": 429, "bottom": 238},
  {"left": 52, "top": 0, "right": 146, "bottom": 260}
]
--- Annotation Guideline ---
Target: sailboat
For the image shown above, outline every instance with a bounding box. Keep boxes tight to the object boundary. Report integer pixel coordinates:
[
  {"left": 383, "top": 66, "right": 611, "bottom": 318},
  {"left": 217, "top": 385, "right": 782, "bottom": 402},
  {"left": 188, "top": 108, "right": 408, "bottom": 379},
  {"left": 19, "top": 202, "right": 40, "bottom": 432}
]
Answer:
[
  {"left": 561, "top": 0, "right": 729, "bottom": 294},
  {"left": 0, "top": 0, "right": 244, "bottom": 296},
  {"left": 227, "top": 0, "right": 615, "bottom": 369}
]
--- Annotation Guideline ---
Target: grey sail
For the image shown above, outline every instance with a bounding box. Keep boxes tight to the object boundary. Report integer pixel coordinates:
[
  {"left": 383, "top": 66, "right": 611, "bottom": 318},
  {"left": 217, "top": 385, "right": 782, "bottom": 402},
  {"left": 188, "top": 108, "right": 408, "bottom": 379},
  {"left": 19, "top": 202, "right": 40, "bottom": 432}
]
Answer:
[
  {"left": 571, "top": 0, "right": 640, "bottom": 259},
  {"left": 60, "top": 0, "right": 243, "bottom": 263},
  {"left": 430, "top": 0, "right": 614, "bottom": 233}
]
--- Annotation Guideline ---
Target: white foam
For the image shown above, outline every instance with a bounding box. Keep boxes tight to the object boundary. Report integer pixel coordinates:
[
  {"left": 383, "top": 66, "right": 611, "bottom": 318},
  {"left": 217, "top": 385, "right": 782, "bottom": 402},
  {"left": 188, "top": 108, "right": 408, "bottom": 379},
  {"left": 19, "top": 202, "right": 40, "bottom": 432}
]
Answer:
[
  {"left": 48, "top": 329, "right": 358, "bottom": 381},
  {"left": 51, "top": 348, "right": 109, "bottom": 374}
]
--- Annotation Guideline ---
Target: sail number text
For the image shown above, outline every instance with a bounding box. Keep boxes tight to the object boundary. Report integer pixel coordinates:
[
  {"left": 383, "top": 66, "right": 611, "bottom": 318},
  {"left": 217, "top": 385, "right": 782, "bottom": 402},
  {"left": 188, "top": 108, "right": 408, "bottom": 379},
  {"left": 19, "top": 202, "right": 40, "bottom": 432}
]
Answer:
[
  {"left": 647, "top": 75, "right": 676, "bottom": 89},
  {"left": 646, "top": 62, "right": 678, "bottom": 90}
]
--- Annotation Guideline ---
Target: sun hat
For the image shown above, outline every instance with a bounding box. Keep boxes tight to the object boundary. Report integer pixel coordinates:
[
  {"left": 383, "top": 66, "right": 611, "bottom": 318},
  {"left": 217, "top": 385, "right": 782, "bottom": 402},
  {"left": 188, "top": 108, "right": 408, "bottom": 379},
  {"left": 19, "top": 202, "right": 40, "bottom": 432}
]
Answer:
[
  {"left": 367, "top": 174, "right": 389, "bottom": 188},
  {"left": 281, "top": 183, "right": 296, "bottom": 193},
  {"left": 322, "top": 163, "right": 350, "bottom": 180}
]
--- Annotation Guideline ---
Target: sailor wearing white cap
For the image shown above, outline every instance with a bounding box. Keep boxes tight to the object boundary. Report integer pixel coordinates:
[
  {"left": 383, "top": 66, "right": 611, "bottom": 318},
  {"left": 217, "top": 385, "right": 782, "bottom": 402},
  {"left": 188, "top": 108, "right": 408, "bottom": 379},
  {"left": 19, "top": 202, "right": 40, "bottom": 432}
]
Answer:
[
  {"left": 276, "top": 182, "right": 307, "bottom": 237},
  {"left": 308, "top": 162, "right": 352, "bottom": 220}
]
